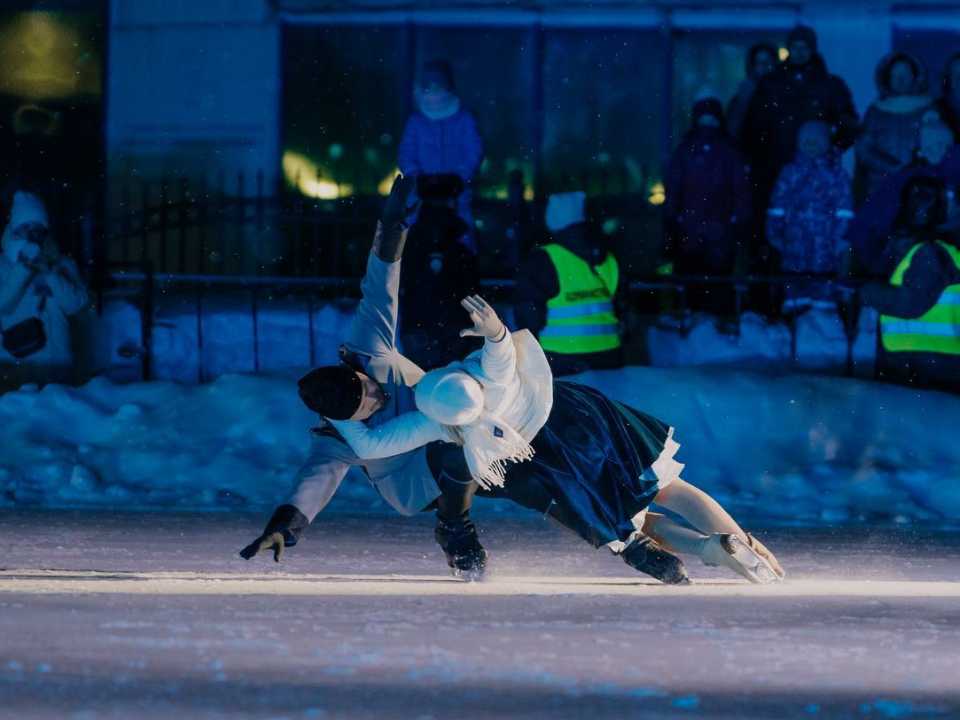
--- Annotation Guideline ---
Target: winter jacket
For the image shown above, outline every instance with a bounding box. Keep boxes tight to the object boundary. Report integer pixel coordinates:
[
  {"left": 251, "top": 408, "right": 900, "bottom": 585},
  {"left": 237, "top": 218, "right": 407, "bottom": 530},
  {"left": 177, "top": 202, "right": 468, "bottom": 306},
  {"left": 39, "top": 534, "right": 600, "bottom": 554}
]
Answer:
[
  {"left": 860, "top": 233, "right": 960, "bottom": 392},
  {"left": 766, "top": 150, "right": 854, "bottom": 280},
  {"left": 514, "top": 222, "right": 627, "bottom": 376},
  {"left": 399, "top": 108, "right": 484, "bottom": 253},
  {"left": 856, "top": 53, "right": 935, "bottom": 198},
  {"left": 399, "top": 203, "right": 482, "bottom": 370},
  {"left": 742, "top": 55, "right": 859, "bottom": 205},
  {"left": 0, "top": 230, "right": 88, "bottom": 382},
  {"left": 846, "top": 155, "right": 960, "bottom": 277},
  {"left": 933, "top": 52, "right": 960, "bottom": 140},
  {"left": 662, "top": 126, "right": 752, "bottom": 262}
]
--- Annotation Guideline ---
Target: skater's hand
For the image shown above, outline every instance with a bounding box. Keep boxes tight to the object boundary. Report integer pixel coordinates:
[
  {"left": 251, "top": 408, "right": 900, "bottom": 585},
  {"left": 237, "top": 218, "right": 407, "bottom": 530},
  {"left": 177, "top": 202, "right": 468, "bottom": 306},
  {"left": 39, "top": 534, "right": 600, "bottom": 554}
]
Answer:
[
  {"left": 380, "top": 174, "right": 419, "bottom": 229},
  {"left": 239, "top": 531, "right": 285, "bottom": 562},
  {"left": 460, "top": 295, "right": 505, "bottom": 340}
]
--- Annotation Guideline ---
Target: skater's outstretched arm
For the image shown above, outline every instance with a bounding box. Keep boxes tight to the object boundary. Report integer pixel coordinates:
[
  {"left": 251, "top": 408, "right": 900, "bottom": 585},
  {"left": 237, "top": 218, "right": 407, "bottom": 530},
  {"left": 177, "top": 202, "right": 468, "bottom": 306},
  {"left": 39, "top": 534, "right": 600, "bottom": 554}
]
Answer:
[
  {"left": 330, "top": 411, "right": 450, "bottom": 460},
  {"left": 344, "top": 174, "right": 418, "bottom": 358}
]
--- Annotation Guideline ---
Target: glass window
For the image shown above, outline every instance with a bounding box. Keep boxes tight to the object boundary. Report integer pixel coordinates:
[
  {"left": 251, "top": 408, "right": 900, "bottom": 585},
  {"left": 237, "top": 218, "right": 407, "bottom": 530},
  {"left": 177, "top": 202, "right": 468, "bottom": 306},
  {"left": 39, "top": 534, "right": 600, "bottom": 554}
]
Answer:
[
  {"left": 541, "top": 28, "right": 664, "bottom": 198},
  {"left": 670, "top": 30, "right": 780, "bottom": 146},
  {"left": 282, "top": 24, "right": 405, "bottom": 198}
]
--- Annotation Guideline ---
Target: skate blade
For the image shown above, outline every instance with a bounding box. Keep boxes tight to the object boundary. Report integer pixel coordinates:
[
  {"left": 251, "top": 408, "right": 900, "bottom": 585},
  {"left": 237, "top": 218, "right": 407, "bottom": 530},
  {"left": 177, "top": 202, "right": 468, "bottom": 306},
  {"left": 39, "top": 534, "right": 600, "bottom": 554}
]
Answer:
[{"left": 722, "top": 534, "right": 782, "bottom": 585}]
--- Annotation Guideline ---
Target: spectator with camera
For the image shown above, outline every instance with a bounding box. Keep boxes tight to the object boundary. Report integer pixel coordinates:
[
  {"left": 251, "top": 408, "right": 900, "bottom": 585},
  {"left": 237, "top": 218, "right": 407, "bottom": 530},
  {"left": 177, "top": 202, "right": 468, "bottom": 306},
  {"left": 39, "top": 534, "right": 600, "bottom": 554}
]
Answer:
[{"left": 0, "top": 190, "right": 88, "bottom": 389}]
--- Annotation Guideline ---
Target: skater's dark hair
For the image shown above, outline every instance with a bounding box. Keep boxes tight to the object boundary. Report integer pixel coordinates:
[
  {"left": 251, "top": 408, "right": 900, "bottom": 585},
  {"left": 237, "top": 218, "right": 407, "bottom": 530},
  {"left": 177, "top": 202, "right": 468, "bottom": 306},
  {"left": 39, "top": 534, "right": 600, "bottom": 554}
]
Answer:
[{"left": 297, "top": 365, "right": 363, "bottom": 420}]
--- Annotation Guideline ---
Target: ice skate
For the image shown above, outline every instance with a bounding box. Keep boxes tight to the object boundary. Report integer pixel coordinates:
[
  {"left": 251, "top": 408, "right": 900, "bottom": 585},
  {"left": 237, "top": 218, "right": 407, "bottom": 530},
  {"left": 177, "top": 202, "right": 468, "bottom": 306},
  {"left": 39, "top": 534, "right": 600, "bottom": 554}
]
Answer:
[
  {"left": 745, "top": 532, "right": 786, "bottom": 579},
  {"left": 435, "top": 519, "right": 488, "bottom": 580},
  {"left": 699, "top": 533, "right": 781, "bottom": 584},
  {"left": 621, "top": 535, "right": 691, "bottom": 585}
]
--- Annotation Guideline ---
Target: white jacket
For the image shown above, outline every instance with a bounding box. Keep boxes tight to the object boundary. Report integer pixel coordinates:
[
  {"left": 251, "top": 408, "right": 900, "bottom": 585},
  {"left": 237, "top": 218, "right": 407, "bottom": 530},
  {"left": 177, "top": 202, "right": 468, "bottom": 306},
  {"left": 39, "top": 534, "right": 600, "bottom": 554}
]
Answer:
[{"left": 331, "top": 328, "right": 554, "bottom": 470}]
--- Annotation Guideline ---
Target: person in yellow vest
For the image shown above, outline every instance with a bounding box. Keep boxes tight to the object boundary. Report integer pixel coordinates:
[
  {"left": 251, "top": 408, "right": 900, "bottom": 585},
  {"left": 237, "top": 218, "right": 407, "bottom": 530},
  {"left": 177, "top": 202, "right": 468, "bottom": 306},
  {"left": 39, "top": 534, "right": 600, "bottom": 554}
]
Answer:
[
  {"left": 859, "top": 176, "right": 960, "bottom": 393},
  {"left": 514, "top": 191, "right": 627, "bottom": 377}
]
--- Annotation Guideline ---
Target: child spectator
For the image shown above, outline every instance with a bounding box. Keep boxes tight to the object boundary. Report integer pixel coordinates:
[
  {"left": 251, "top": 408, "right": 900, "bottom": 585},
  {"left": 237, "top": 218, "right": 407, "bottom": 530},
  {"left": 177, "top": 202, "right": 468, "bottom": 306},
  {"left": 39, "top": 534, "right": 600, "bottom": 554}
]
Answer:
[{"left": 766, "top": 121, "right": 854, "bottom": 311}]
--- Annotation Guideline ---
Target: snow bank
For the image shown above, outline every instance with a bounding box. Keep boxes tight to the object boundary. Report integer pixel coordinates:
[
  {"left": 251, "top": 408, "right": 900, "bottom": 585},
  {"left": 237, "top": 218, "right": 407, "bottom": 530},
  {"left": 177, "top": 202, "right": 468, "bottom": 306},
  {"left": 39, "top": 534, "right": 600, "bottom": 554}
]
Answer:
[{"left": 2, "top": 366, "right": 959, "bottom": 525}]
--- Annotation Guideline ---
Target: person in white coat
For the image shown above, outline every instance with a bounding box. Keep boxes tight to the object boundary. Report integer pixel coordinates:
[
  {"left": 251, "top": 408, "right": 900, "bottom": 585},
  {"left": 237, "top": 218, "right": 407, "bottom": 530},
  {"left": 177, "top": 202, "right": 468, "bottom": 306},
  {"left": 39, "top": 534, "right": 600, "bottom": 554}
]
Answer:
[
  {"left": 332, "top": 295, "right": 785, "bottom": 585},
  {"left": 0, "top": 191, "right": 88, "bottom": 388}
]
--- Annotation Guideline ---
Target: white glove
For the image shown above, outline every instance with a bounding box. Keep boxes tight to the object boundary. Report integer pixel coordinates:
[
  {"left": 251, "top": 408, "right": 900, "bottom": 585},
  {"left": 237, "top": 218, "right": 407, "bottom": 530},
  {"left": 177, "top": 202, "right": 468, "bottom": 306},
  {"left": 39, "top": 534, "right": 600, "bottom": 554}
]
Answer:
[{"left": 460, "top": 295, "right": 505, "bottom": 340}]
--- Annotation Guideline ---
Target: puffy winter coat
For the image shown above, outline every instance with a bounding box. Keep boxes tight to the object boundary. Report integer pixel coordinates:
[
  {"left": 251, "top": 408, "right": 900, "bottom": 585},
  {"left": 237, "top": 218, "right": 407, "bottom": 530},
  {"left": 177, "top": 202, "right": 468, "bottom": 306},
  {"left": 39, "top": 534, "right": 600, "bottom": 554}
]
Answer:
[
  {"left": 662, "top": 126, "right": 752, "bottom": 261},
  {"left": 742, "top": 55, "right": 859, "bottom": 204},
  {"left": 0, "top": 229, "right": 88, "bottom": 382},
  {"left": 766, "top": 151, "right": 853, "bottom": 302},
  {"left": 856, "top": 53, "right": 935, "bottom": 198},
  {"left": 399, "top": 108, "right": 484, "bottom": 252}
]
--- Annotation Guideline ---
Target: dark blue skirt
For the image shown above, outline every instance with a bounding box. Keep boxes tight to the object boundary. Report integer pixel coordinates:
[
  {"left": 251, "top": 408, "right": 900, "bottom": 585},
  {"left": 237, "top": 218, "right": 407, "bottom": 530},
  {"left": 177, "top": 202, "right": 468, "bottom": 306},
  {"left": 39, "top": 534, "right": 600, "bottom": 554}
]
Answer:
[{"left": 482, "top": 381, "right": 675, "bottom": 548}]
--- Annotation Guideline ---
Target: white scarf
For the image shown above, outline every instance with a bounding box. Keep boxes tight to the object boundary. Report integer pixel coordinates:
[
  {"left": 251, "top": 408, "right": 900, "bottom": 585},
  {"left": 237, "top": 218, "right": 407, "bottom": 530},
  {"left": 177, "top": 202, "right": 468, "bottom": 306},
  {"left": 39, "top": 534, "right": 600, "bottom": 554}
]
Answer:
[{"left": 451, "top": 330, "right": 554, "bottom": 489}]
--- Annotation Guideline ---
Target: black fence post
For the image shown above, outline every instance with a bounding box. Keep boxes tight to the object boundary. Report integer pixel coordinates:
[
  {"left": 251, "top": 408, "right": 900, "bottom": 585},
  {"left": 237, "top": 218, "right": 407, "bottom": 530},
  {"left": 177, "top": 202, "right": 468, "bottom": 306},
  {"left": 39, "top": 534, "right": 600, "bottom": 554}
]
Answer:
[
  {"left": 140, "top": 261, "right": 154, "bottom": 382},
  {"left": 159, "top": 177, "right": 169, "bottom": 273}
]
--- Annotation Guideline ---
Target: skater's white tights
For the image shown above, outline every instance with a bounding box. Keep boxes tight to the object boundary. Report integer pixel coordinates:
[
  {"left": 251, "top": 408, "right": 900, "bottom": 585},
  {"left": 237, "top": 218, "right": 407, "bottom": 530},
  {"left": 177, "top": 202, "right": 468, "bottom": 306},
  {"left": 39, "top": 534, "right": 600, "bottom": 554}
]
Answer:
[{"left": 643, "top": 478, "right": 746, "bottom": 556}]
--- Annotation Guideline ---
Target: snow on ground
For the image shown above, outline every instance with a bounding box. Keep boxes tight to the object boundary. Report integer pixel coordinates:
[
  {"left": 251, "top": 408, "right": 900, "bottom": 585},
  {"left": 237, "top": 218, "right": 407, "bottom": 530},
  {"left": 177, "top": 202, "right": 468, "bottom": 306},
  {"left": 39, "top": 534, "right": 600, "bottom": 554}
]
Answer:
[{"left": 2, "top": 365, "right": 959, "bottom": 524}]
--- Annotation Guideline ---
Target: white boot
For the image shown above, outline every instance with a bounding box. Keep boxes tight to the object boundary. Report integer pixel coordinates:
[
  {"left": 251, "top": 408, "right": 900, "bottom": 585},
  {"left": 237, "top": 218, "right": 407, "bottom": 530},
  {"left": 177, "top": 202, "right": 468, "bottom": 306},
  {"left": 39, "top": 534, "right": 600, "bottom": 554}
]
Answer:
[{"left": 697, "top": 533, "right": 781, "bottom": 585}]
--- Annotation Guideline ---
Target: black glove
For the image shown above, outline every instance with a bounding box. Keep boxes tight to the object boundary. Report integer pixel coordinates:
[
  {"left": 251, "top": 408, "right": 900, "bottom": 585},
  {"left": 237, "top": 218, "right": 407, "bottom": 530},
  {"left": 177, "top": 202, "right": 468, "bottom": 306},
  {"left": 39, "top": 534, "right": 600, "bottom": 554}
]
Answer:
[
  {"left": 239, "top": 505, "right": 309, "bottom": 562},
  {"left": 380, "top": 174, "right": 419, "bottom": 229},
  {"left": 239, "top": 531, "right": 285, "bottom": 562}
]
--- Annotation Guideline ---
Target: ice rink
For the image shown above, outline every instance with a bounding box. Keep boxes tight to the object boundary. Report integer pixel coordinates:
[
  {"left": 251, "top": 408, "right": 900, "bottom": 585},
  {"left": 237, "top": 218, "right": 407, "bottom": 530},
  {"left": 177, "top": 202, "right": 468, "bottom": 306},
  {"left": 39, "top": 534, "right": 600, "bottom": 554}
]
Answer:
[{"left": 1, "top": 510, "right": 959, "bottom": 719}]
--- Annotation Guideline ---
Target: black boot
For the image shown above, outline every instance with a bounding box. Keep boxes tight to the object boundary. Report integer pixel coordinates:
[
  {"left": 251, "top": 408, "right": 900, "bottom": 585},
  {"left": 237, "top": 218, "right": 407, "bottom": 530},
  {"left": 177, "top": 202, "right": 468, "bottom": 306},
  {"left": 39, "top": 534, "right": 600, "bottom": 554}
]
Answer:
[
  {"left": 435, "top": 518, "right": 488, "bottom": 579},
  {"left": 621, "top": 535, "right": 690, "bottom": 585}
]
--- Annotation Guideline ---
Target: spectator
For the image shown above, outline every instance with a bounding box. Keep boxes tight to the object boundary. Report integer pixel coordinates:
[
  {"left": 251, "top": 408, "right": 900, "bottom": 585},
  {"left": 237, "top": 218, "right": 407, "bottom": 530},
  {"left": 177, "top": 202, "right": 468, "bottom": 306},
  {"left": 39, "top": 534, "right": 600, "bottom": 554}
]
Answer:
[
  {"left": 766, "top": 121, "right": 854, "bottom": 311},
  {"left": 399, "top": 174, "right": 482, "bottom": 370},
  {"left": 859, "top": 176, "right": 960, "bottom": 393},
  {"left": 0, "top": 191, "right": 88, "bottom": 389},
  {"left": 726, "top": 42, "right": 778, "bottom": 141},
  {"left": 742, "top": 25, "right": 859, "bottom": 214},
  {"left": 934, "top": 52, "right": 960, "bottom": 141},
  {"left": 847, "top": 120, "right": 958, "bottom": 277},
  {"left": 398, "top": 60, "right": 484, "bottom": 254},
  {"left": 514, "top": 191, "right": 626, "bottom": 377},
  {"left": 662, "top": 96, "right": 752, "bottom": 316},
  {"left": 855, "top": 52, "right": 935, "bottom": 201}
]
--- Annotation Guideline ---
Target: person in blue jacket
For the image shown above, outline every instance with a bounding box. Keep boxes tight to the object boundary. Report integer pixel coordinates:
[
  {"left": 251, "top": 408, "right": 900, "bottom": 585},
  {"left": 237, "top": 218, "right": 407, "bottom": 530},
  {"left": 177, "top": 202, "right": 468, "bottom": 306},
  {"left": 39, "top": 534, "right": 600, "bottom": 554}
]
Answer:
[{"left": 399, "top": 60, "right": 484, "bottom": 254}]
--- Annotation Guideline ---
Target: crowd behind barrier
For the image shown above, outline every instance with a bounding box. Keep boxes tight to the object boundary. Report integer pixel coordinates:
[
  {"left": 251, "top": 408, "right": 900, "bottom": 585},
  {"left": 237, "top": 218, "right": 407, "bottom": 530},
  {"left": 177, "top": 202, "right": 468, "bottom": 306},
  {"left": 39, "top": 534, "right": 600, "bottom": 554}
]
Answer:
[{"left": 3, "top": 27, "right": 960, "bottom": 393}]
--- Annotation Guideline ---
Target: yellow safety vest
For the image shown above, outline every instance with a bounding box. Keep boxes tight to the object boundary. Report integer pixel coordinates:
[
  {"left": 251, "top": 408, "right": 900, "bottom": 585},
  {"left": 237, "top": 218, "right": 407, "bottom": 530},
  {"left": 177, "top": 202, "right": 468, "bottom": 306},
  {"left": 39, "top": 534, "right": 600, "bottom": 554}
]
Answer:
[
  {"left": 539, "top": 244, "right": 622, "bottom": 355},
  {"left": 880, "top": 240, "right": 960, "bottom": 355}
]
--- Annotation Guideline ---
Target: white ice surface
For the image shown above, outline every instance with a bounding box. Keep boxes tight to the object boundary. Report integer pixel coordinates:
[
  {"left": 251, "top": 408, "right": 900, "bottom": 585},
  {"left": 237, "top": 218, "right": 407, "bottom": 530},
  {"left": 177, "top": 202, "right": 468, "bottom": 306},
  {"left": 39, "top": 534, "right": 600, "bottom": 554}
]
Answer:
[{"left": 2, "top": 365, "right": 959, "bottom": 524}]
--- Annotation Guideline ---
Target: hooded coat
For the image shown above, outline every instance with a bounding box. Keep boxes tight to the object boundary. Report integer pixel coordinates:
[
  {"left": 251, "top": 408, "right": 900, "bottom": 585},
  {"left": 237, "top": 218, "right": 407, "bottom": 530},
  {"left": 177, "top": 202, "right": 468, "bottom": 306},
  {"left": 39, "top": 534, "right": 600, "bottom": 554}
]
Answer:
[
  {"left": 765, "top": 149, "right": 853, "bottom": 305},
  {"left": 726, "top": 43, "right": 778, "bottom": 141},
  {"left": 856, "top": 53, "right": 936, "bottom": 198},
  {"left": 933, "top": 52, "right": 960, "bottom": 141},
  {"left": 741, "top": 54, "right": 859, "bottom": 208},
  {"left": 0, "top": 193, "right": 88, "bottom": 384}
]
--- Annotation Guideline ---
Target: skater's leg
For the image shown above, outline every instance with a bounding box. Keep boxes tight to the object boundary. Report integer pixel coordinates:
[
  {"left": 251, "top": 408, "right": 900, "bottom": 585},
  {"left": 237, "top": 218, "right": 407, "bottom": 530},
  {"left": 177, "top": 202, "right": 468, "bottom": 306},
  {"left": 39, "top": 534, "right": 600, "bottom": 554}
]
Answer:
[
  {"left": 653, "top": 478, "right": 744, "bottom": 537},
  {"left": 643, "top": 512, "right": 708, "bottom": 555},
  {"left": 652, "top": 479, "right": 784, "bottom": 583},
  {"left": 425, "top": 441, "right": 486, "bottom": 577}
]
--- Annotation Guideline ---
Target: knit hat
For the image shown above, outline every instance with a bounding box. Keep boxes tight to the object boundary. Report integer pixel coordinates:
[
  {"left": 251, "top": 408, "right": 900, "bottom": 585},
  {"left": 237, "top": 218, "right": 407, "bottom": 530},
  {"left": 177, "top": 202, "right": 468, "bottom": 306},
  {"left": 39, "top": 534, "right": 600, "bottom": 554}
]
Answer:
[
  {"left": 9, "top": 191, "right": 48, "bottom": 231},
  {"left": 693, "top": 98, "right": 724, "bottom": 126},
  {"left": 787, "top": 25, "right": 818, "bottom": 51},
  {"left": 415, "top": 368, "right": 484, "bottom": 426},
  {"left": 419, "top": 60, "right": 455, "bottom": 91},
  {"left": 297, "top": 365, "right": 363, "bottom": 420},
  {"left": 545, "top": 191, "right": 586, "bottom": 233}
]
